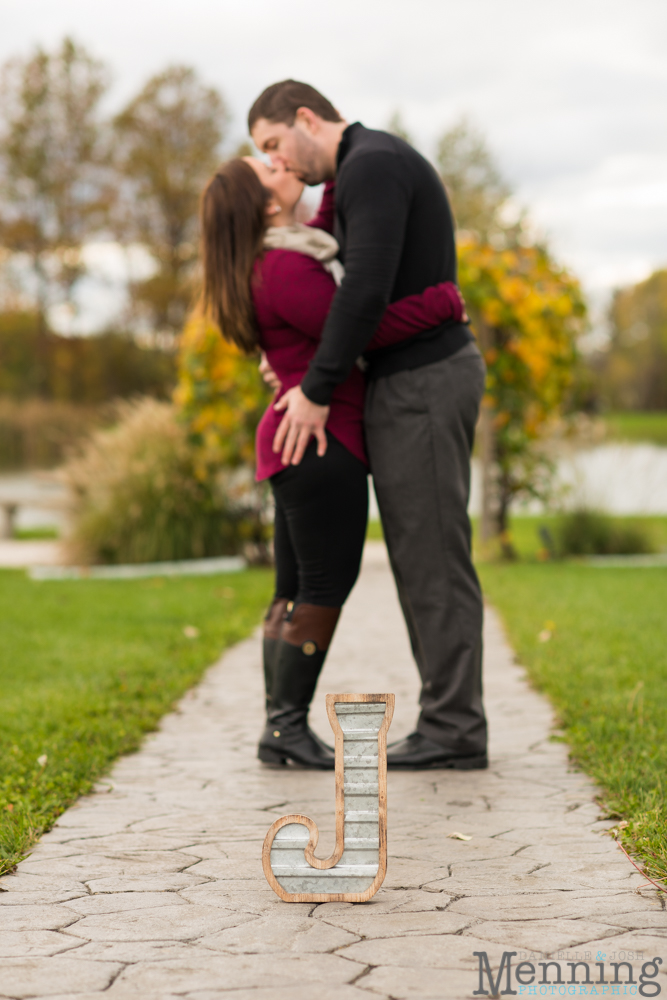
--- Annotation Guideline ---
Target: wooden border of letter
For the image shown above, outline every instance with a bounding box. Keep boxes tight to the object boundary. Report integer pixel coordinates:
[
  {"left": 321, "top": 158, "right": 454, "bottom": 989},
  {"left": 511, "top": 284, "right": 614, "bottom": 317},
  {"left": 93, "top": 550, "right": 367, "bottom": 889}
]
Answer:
[{"left": 262, "top": 693, "right": 395, "bottom": 903}]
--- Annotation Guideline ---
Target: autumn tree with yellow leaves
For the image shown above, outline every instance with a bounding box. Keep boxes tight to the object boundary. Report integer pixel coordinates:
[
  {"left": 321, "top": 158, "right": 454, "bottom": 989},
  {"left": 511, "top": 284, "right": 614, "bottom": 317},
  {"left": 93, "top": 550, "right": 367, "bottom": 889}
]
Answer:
[
  {"left": 175, "top": 312, "right": 270, "bottom": 469},
  {"left": 174, "top": 312, "right": 272, "bottom": 560},
  {"left": 458, "top": 240, "right": 586, "bottom": 549},
  {"left": 438, "top": 120, "right": 586, "bottom": 554}
]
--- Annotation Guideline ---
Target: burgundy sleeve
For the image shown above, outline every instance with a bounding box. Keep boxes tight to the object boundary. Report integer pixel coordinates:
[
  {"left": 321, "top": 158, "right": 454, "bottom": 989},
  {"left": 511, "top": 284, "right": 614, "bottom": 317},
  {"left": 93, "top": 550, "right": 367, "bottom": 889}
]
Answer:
[
  {"left": 306, "top": 180, "right": 335, "bottom": 234},
  {"left": 367, "top": 282, "right": 465, "bottom": 352},
  {"left": 266, "top": 251, "right": 337, "bottom": 340}
]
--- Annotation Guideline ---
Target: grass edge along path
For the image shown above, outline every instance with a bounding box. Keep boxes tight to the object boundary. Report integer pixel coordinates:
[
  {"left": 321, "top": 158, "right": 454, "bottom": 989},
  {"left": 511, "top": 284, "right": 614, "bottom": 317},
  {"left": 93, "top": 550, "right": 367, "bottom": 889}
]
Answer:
[
  {"left": 479, "top": 562, "right": 667, "bottom": 891},
  {"left": 0, "top": 567, "right": 273, "bottom": 876}
]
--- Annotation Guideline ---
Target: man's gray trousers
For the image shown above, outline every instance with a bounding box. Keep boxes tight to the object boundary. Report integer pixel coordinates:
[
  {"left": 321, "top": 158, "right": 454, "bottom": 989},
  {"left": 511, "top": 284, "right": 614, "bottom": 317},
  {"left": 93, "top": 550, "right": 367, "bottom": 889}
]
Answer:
[{"left": 364, "top": 341, "right": 488, "bottom": 756}]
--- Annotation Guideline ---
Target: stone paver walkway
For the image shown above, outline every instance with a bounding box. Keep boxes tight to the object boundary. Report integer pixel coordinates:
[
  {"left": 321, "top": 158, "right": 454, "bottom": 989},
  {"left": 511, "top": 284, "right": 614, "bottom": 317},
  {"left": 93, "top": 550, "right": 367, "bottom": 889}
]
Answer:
[{"left": 1, "top": 542, "right": 665, "bottom": 1000}]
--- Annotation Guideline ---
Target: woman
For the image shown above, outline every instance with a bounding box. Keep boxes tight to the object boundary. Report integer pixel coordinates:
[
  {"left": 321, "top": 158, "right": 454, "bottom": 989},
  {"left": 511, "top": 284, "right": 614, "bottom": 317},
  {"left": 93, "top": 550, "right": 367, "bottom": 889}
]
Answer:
[{"left": 200, "top": 157, "right": 466, "bottom": 769}]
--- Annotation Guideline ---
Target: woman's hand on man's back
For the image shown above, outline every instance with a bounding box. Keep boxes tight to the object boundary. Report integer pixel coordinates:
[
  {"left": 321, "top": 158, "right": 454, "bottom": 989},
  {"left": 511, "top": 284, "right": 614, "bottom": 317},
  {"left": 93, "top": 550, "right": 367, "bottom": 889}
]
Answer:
[{"left": 259, "top": 352, "right": 282, "bottom": 394}]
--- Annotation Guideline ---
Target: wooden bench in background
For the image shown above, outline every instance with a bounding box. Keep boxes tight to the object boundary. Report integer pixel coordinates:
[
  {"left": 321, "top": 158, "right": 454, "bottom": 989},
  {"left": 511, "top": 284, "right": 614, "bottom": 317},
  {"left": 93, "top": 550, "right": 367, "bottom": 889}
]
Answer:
[{"left": 0, "top": 496, "right": 71, "bottom": 539}]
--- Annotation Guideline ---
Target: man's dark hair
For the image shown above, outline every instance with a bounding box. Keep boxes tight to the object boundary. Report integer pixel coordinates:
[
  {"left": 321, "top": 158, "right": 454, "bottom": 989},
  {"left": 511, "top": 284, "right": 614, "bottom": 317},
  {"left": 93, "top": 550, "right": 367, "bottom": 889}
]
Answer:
[{"left": 248, "top": 80, "right": 342, "bottom": 132}]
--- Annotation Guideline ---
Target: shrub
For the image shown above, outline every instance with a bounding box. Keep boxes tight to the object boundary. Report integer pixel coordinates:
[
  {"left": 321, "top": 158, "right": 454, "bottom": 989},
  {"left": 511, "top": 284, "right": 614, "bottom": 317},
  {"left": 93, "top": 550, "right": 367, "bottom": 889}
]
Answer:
[
  {"left": 554, "top": 509, "right": 655, "bottom": 557},
  {"left": 458, "top": 238, "right": 585, "bottom": 545},
  {"left": 62, "top": 397, "right": 266, "bottom": 564}
]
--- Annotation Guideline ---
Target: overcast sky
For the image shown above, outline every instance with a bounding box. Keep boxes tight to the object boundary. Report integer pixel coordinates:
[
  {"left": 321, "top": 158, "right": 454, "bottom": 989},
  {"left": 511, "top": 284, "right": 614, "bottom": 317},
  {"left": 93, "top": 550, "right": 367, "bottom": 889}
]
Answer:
[{"left": 3, "top": 0, "right": 667, "bottom": 332}]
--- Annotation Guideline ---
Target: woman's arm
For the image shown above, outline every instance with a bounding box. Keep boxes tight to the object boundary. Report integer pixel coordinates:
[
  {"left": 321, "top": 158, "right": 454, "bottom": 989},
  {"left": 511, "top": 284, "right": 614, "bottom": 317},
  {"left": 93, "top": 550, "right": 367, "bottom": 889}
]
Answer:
[
  {"left": 368, "top": 282, "right": 466, "bottom": 351},
  {"left": 305, "top": 180, "right": 335, "bottom": 234},
  {"left": 260, "top": 252, "right": 464, "bottom": 352}
]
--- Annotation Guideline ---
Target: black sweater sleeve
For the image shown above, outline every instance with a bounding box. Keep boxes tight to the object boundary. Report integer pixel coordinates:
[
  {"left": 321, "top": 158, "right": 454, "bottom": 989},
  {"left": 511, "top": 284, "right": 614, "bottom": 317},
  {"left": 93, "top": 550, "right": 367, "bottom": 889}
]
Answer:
[{"left": 300, "top": 151, "right": 411, "bottom": 405}]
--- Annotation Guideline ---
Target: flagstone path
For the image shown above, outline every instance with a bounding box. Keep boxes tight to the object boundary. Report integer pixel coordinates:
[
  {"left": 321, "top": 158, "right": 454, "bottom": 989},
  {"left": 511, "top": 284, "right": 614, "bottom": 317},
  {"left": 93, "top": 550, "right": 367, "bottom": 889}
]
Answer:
[{"left": 1, "top": 542, "right": 665, "bottom": 1000}]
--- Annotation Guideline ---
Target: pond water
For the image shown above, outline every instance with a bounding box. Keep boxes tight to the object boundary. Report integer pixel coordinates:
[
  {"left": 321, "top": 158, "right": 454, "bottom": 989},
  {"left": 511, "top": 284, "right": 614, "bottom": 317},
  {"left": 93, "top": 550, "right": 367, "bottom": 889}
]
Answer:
[
  {"left": 4, "top": 443, "right": 667, "bottom": 533},
  {"left": 468, "top": 443, "right": 667, "bottom": 517}
]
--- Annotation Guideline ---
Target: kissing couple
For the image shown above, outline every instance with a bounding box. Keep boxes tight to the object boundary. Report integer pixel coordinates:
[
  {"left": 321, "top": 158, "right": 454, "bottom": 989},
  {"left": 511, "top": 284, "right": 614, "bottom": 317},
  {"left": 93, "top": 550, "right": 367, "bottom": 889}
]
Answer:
[{"left": 200, "top": 80, "right": 488, "bottom": 772}]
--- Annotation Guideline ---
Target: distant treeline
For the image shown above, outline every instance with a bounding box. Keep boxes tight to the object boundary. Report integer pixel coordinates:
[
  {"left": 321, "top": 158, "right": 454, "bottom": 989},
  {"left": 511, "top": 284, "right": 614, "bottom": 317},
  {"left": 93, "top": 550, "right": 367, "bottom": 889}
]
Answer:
[
  {"left": 0, "top": 398, "right": 107, "bottom": 471},
  {"left": 0, "top": 312, "right": 176, "bottom": 403},
  {"left": 0, "top": 312, "right": 176, "bottom": 469},
  {"left": 589, "top": 268, "right": 667, "bottom": 412}
]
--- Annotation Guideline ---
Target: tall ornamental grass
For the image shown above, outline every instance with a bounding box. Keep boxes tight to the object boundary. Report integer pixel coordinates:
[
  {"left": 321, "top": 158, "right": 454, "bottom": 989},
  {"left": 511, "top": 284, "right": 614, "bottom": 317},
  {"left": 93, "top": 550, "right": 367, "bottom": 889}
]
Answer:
[{"left": 62, "top": 397, "right": 254, "bottom": 564}]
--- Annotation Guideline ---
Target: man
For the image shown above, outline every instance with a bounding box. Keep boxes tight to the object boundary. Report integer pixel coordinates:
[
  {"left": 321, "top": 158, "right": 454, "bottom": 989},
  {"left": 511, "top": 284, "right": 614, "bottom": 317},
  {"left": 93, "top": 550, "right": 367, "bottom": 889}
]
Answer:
[{"left": 249, "top": 80, "right": 487, "bottom": 770}]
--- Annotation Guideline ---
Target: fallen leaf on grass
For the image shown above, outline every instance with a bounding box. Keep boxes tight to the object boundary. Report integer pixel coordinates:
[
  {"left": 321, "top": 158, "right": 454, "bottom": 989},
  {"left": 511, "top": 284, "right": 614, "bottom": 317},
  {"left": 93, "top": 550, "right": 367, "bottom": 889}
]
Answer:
[
  {"left": 183, "top": 625, "right": 200, "bottom": 639},
  {"left": 447, "top": 831, "right": 472, "bottom": 841},
  {"left": 538, "top": 619, "right": 556, "bottom": 642}
]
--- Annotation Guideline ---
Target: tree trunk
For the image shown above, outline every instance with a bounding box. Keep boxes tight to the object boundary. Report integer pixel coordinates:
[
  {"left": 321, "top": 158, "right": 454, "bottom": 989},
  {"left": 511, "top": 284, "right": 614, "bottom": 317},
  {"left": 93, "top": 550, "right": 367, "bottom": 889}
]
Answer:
[
  {"left": 476, "top": 317, "right": 501, "bottom": 545},
  {"left": 479, "top": 398, "right": 499, "bottom": 544},
  {"left": 497, "top": 473, "right": 516, "bottom": 560},
  {"left": 34, "top": 255, "right": 51, "bottom": 398}
]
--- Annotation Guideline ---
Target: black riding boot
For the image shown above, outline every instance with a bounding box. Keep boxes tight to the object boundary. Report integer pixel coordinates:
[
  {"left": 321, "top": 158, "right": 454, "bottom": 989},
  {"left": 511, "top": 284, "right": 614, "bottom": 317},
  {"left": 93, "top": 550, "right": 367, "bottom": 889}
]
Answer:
[
  {"left": 262, "top": 597, "right": 289, "bottom": 713},
  {"left": 258, "top": 604, "right": 340, "bottom": 769}
]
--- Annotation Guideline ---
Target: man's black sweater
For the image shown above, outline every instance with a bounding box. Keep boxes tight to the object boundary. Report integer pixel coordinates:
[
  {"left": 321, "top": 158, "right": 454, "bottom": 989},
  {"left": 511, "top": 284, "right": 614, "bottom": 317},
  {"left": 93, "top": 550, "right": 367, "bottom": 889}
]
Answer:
[{"left": 300, "top": 123, "right": 473, "bottom": 406}]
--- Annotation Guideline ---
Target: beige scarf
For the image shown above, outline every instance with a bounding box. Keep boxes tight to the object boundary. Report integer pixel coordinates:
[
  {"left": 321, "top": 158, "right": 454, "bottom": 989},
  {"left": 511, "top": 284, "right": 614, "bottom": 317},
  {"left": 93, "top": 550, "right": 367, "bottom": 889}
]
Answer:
[{"left": 263, "top": 224, "right": 345, "bottom": 286}]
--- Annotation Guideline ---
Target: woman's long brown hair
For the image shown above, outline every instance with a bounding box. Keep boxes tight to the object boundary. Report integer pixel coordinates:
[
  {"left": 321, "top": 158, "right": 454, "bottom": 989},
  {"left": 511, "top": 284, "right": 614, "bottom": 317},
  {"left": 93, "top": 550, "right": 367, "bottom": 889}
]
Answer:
[{"left": 200, "top": 158, "right": 269, "bottom": 353}]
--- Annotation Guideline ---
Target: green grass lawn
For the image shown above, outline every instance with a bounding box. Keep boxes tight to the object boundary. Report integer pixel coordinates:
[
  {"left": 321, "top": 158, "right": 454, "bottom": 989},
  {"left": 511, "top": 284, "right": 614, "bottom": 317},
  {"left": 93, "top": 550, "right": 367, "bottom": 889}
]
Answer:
[
  {"left": 0, "top": 567, "right": 273, "bottom": 875},
  {"left": 479, "top": 561, "right": 667, "bottom": 886},
  {"left": 604, "top": 411, "right": 667, "bottom": 446}
]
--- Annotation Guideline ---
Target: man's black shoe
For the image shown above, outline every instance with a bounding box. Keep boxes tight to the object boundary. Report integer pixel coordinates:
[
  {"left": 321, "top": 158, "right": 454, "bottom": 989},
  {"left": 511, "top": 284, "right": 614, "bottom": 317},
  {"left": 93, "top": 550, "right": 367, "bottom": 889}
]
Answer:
[{"left": 386, "top": 732, "right": 488, "bottom": 770}]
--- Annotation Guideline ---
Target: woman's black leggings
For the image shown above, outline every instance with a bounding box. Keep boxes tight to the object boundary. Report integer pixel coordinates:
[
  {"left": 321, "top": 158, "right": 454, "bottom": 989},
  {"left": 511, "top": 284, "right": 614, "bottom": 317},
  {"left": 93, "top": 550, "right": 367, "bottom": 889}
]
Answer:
[{"left": 271, "top": 433, "right": 368, "bottom": 608}]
